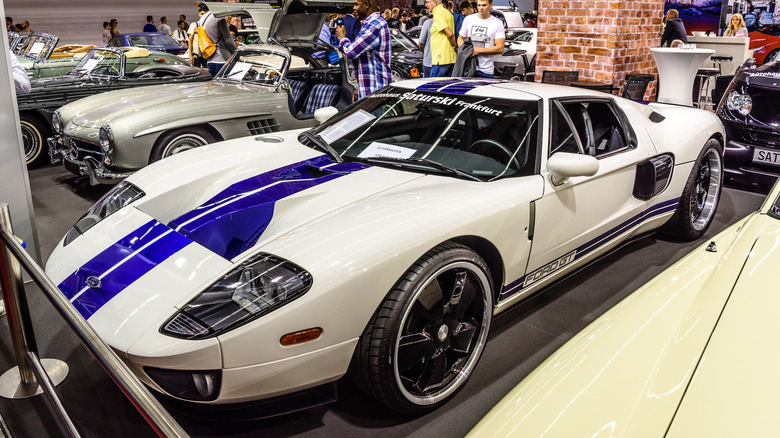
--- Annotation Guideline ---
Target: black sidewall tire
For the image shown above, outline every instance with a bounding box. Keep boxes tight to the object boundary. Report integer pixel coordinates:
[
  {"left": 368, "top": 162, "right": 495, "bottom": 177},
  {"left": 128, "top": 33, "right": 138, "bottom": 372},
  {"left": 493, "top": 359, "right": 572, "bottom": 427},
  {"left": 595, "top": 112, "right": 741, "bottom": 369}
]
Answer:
[
  {"left": 661, "top": 138, "right": 723, "bottom": 240},
  {"left": 20, "top": 113, "right": 48, "bottom": 168},
  {"left": 352, "top": 242, "right": 494, "bottom": 415},
  {"left": 150, "top": 127, "right": 216, "bottom": 163}
]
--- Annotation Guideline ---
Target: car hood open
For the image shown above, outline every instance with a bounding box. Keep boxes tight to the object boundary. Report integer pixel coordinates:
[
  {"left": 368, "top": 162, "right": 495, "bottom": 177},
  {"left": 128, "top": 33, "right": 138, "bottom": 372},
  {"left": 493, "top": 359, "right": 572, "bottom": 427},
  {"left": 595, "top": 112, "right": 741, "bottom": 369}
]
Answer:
[{"left": 201, "top": 0, "right": 352, "bottom": 43}]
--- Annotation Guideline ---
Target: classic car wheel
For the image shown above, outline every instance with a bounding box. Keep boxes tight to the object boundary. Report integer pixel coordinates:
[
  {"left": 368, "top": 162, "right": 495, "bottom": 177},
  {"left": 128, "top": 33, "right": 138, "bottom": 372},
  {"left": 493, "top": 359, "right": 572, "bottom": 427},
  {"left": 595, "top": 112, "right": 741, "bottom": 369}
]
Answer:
[
  {"left": 353, "top": 242, "right": 493, "bottom": 414},
  {"left": 392, "top": 68, "right": 405, "bottom": 82},
  {"left": 20, "top": 113, "right": 48, "bottom": 168},
  {"left": 662, "top": 138, "right": 723, "bottom": 240},
  {"left": 150, "top": 127, "right": 216, "bottom": 162}
]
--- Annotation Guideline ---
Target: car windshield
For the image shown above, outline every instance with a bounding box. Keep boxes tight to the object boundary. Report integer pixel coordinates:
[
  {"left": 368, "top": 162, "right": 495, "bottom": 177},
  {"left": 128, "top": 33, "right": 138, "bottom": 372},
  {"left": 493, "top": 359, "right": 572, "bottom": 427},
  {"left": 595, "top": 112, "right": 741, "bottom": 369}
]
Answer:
[
  {"left": 127, "top": 34, "right": 181, "bottom": 47},
  {"left": 506, "top": 30, "right": 533, "bottom": 43},
  {"left": 15, "top": 34, "right": 57, "bottom": 60},
  {"left": 70, "top": 49, "right": 122, "bottom": 77},
  {"left": 308, "top": 86, "right": 539, "bottom": 181},
  {"left": 216, "top": 50, "right": 287, "bottom": 85},
  {"left": 390, "top": 30, "right": 418, "bottom": 52}
]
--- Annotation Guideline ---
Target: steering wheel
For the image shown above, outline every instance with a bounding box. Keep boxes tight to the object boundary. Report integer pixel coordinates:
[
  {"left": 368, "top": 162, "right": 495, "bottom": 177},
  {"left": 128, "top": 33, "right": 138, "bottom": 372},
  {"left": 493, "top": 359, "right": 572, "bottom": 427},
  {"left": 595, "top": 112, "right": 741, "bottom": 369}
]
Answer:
[{"left": 467, "top": 139, "right": 521, "bottom": 170}]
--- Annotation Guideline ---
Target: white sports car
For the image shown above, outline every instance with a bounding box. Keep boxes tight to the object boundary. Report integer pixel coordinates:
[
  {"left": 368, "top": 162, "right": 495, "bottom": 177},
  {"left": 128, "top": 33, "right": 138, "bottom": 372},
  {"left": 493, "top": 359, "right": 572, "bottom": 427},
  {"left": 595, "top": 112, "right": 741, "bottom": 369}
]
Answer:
[{"left": 45, "top": 78, "right": 725, "bottom": 414}]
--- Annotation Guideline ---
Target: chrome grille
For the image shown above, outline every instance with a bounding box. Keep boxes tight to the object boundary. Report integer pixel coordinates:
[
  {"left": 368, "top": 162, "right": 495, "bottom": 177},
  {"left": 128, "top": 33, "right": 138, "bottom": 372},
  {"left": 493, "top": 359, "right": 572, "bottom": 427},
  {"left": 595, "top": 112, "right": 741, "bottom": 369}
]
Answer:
[{"left": 744, "top": 127, "right": 780, "bottom": 147}]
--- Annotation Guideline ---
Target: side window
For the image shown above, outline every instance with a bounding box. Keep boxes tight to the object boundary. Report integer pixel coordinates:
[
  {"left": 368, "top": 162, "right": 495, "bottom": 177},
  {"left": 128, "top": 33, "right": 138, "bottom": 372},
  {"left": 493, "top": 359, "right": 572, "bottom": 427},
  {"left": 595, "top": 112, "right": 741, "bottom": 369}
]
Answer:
[
  {"left": 558, "top": 100, "right": 629, "bottom": 158},
  {"left": 549, "top": 103, "right": 582, "bottom": 155}
]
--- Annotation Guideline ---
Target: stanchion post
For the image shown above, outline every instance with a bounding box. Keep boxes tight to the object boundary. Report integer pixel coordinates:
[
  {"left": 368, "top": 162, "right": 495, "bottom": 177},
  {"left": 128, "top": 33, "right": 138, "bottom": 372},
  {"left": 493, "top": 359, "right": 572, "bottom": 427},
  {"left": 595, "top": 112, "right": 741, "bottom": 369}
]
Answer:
[{"left": 0, "top": 203, "right": 38, "bottom": 385}]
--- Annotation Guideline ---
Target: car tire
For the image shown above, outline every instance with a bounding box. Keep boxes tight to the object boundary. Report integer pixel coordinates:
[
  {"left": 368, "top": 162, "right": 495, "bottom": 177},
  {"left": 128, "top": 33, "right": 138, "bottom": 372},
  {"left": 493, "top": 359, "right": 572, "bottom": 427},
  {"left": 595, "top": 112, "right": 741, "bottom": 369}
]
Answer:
[
  {"left": 661, "top": 138, "right": 723, "bottom": 240},
  {"left": 150, "top": 127, "right": 217, "bottom": 163},
  {"left": 352, "top": 242, "right": 493, "bottom": 414},
  {"left": 391, "top": 68, "right": 406, "bottom": 82},
  {"left": 765, "top": 49, "right": 779, "bottom": 64},
  {"left": 20, "top": 112, "right": 49, "bottom": 168}
]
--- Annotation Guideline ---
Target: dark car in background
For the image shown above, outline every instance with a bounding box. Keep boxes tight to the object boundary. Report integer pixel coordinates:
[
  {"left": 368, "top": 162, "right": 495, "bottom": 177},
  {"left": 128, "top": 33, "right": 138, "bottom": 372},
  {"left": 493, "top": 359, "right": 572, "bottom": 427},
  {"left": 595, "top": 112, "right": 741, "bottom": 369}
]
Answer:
[
  {"left": 717, "top": 59, "right": 780, "bottom": 187},
  {"left": 389, "top": 28, "right": 422, "bottom": 80},
  {"left": 106, "top": 33, "right": 187, "bottom": 56}
]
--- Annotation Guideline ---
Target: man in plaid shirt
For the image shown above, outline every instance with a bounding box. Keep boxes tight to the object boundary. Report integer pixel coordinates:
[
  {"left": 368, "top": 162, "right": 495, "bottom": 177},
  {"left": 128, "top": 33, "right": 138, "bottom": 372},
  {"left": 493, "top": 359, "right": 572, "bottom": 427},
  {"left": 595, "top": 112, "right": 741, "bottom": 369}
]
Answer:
[{"left": 335, "top": 0, "right": 392, "bottom": 101}]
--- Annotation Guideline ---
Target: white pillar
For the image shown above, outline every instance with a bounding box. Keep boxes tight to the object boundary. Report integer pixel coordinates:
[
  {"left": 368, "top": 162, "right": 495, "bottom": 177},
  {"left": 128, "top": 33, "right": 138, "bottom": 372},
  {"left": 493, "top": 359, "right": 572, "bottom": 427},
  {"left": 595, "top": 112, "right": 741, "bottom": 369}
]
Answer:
[{"left": 0, "top": 0, "right": 42, "bottom": 265}]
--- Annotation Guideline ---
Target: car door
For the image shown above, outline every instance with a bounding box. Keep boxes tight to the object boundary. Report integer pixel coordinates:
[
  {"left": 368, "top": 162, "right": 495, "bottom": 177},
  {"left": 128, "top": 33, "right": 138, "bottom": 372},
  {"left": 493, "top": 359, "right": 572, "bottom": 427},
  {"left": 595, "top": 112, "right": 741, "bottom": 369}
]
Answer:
[{"left": 523, "top": 97, "right": 652, "bottom": 292}]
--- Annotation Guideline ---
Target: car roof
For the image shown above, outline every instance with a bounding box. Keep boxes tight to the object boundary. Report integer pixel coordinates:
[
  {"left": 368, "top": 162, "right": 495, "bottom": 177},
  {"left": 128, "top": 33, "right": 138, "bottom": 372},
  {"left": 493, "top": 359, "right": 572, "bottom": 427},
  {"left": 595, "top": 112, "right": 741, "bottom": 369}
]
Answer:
[{"left": 393, "top": 77, "right": 611, "bottom": 101}]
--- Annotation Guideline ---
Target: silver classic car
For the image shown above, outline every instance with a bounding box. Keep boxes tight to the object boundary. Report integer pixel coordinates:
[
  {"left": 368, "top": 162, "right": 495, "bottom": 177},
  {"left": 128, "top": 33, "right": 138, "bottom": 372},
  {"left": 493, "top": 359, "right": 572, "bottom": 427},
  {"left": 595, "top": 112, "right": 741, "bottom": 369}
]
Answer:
[{"left": 48, "top": 0, "right": 354, "bottom": 184}]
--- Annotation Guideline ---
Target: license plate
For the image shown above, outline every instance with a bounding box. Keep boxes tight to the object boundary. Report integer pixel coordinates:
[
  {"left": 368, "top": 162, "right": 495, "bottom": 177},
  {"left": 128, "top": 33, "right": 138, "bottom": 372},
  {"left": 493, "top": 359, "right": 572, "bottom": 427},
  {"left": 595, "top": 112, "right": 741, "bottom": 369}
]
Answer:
[{"left": 753, "top": 147, "right": 780, "bottom": 167}]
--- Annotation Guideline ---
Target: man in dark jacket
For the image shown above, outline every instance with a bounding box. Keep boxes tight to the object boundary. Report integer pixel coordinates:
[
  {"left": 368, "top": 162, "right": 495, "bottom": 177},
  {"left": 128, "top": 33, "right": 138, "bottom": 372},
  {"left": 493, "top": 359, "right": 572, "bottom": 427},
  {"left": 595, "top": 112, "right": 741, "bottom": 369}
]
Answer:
[{"left": 661, "top": 9, "right": 688, "bottom": 47}]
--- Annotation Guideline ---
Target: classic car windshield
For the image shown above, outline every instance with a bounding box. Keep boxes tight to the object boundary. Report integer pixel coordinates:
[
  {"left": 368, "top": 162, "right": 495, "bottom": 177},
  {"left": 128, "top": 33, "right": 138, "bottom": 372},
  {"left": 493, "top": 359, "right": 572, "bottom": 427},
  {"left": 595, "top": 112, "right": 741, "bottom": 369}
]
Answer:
[
  {"left": 506, "top": 30, "right": 533, "bottom": 43},
  {"left": 217, "top": 50, "right": 287, "bottom": 85},
  {"left": 16, "top": 34, "right": 57, "bottom": 60},
  {"left": 71, "top": 49, "right": 122, "bottom": 77},
  {"left": 390, "top": 30, "right": 418, "bottom": 52},
  {"left": 309, "top": 86, "right": 539, "bottom": 180},
  {"left": 127, "top": 34, "right": 181, "bottom": 47}
]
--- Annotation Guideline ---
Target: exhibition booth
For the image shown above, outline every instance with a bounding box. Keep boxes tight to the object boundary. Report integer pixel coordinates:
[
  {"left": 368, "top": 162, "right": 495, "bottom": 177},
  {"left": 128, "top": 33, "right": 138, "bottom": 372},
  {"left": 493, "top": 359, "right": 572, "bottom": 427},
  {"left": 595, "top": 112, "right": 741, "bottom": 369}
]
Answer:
[{"left": 0, "top": 0, "right": 779, "bottom": 436}]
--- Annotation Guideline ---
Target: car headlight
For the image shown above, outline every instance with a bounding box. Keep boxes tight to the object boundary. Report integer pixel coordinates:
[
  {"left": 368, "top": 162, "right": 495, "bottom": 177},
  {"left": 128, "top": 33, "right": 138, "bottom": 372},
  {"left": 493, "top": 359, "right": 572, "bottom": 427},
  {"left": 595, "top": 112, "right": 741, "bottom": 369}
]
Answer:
[
  {"left": 161, "top": 254, "right": 313, "bottom": 340},
  {"left": 63, "top": 181, "right": 145, "bottom": 246},
  {"left": 51, "top": 110, "right": 63, "bottom": 135},
  {"left": 98, "top": 123, "right": 114, "bottom": 155},
  {"left": 725, "top": 89, "right": 752, "bottom": 116}
]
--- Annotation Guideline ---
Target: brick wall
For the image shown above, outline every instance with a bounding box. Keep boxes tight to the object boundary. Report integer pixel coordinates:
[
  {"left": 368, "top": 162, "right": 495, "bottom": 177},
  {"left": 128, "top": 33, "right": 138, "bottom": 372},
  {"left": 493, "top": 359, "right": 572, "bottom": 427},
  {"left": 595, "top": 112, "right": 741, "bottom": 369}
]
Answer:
[
  {"left": 536, "top": 1, "right": 665, "bottom": 100},
  {"left": 377, "top": 0, "right": 415, "bottom": 13}
]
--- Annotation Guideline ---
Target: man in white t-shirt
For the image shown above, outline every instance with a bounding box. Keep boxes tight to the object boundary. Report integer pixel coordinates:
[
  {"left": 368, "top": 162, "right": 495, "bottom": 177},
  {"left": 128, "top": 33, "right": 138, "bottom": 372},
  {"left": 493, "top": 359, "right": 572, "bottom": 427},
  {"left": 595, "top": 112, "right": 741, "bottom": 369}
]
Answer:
[{"left": 457, "top": 0, "right": 504, "bottom": 78}]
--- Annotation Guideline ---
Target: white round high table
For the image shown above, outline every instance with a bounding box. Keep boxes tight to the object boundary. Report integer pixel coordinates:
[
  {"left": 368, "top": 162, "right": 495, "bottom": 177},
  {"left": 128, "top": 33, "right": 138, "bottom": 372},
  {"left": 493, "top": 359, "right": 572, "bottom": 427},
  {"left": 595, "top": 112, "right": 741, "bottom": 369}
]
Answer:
[{"left": 650, "top": 47, "right": 715, "bottom": 106}]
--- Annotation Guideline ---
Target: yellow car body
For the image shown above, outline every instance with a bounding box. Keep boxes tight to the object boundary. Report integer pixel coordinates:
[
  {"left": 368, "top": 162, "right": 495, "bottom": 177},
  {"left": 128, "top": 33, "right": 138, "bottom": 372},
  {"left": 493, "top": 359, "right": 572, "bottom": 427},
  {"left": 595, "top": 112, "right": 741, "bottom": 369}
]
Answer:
[{"left": 469, "top": 181, "right": 780, "bottom": 437}]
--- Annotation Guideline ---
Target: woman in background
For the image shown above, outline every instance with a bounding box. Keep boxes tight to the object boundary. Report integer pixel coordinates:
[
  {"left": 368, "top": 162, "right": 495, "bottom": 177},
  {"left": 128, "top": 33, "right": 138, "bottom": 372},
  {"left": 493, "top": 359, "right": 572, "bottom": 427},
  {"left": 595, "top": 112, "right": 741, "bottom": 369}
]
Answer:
[{"left": 725, "top": 13, "right": 748, "bottom": 37}]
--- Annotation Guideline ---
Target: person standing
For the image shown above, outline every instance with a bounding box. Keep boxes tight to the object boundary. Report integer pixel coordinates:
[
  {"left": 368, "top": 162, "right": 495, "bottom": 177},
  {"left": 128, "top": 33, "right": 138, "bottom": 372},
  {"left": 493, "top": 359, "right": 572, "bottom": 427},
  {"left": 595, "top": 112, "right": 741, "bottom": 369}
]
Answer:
[
  {"left": 388, "top": 8, "right": 401, "bottom": 28},
  {"left": 110, "top": 18, "right": 120, "bottom": 37},
  {"left": 196, "top": 3, "right": 236, "bottom": 76},
  {"left": 143, "top": 16, "right": 157, "bottom": 32},
  {"left": 6, "top": 17, "right": 12, "bottom": 33},
  {"left": 173, "top": 20, "right": 188, "bottom": 45},
  {"left": 9, "top": 50, "right": 30, "bottom": 95},
  {"left": 459, "top": 1, "right": 475, "bottom": 17},
  {"left": 335, "top": 0, "right": 392, "bottom": 101},
  {"left": 418, "top": 14, "right": 434, "bottom": 77},
  {"left": 187, "top": 18, "right": 205, "bottom": 67},
  {"left": 159, "top": 16, "right": 171, "bottom": 35},
  {"left": 102, "top": 22, "right": 111, "bottom": 44},
  {"left": 661, "top": 9, "right": 688, "bottom": 47},
  {"left": 457, "top": 0, "right": 504, "bottom": 78},
  {"left": 725, "top": 13, "right": 749, "bottom": 37},
  {"left": 428, "top": 0, "right": 457, "bottom": 77},
  {"left": 180, "top": 15, "right": 188, "bottom": 29}
]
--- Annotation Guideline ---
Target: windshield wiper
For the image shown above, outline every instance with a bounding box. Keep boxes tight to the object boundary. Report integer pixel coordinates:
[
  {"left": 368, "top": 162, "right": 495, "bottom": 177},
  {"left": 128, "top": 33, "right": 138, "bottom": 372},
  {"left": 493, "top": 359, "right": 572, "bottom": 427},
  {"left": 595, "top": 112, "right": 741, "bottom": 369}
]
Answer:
[
  {"left": 362, "top": 156, "right": 483, "bottom": 182},
  {"left": 298, "top": 131, "right": 343, "bottom": 163}
]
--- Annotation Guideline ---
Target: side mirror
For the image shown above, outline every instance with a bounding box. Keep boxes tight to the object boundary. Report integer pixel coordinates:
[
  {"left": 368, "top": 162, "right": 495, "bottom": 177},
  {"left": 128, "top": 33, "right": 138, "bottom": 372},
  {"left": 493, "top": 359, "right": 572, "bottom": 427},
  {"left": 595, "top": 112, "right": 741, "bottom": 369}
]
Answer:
[
  {"left": 547, "top": 152, "right": 599, "bottom": 185},
  {"left": 314, "top": 106, "right": 338, "bottom": 123}
]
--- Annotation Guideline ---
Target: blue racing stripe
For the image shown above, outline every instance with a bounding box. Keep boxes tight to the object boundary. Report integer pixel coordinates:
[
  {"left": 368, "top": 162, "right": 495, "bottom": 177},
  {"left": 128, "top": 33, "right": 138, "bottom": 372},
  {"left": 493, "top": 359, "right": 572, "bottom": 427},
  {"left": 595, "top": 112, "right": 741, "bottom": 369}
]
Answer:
[
  {"left": 169, "top": 156, "right": 369, "bottom": 260},
  {"left": 499, "top": 197, "right": 680, "bottom": 301},
  {"left": 57, "top": 220, "right": 192, "bottom": 319},
  {"left": 416, "top": 78, "right": 503, "bottom": 95},
  {"left": 57, "top": 220, "right": 168, "bottom": 300}
]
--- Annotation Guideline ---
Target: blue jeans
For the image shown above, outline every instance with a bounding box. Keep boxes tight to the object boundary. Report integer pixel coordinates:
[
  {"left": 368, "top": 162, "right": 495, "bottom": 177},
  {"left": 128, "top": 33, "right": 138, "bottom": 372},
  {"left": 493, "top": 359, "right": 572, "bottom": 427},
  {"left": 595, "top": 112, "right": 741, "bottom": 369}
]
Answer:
[
  {"left": 475, "top": 70, "right": 493, "bottom": 79},
  {"left": 430, "top": 63, "right": 453, "bottom": 78},
  {"left": 207, "top": 62, "right": 225, "bottom": 77},
  {"left": 423, "top": 66, "right": 432, "bottom": 78}
]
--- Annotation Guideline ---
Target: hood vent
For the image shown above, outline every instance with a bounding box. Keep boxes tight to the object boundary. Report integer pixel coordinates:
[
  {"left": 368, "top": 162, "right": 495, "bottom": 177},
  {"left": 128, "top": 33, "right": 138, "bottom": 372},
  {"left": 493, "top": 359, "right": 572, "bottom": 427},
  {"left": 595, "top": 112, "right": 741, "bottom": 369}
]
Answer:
[{"left": 248, "top": 118, "right": 281, "bottom": 135}]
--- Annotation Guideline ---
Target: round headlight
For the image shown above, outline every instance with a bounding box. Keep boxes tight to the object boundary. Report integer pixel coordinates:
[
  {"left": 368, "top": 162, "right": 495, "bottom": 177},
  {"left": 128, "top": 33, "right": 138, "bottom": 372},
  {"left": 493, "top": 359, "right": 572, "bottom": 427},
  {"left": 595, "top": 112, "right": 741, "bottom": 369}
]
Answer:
[
  {"left": 51, "top": 110, "right": 63, "bottom": 134},
  {"left": 98, "top": 124, "right": 114, "bottom": 154},
  {"left": 725, "top": 90, "right": 752, "bottom": 116}
]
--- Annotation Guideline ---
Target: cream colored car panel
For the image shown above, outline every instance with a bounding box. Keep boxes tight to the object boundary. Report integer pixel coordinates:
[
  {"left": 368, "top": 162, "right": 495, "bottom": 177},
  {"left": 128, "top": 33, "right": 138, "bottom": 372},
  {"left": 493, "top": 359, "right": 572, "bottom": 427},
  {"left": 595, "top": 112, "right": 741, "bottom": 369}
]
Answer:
[
  {"left": 469, "top": 181, "right": 780, "bottom": 436},
  {"left": 667, "top": 219, "right": 780, "bottom": 437}
]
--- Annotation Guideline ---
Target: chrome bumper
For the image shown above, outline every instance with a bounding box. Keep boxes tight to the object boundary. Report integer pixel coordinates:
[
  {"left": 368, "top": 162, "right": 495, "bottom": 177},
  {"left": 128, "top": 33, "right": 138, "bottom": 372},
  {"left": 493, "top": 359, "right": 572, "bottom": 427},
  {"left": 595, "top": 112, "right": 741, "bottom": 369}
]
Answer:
[{"left": 47, "top": 137, "right": 131, "bottom": 186}]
